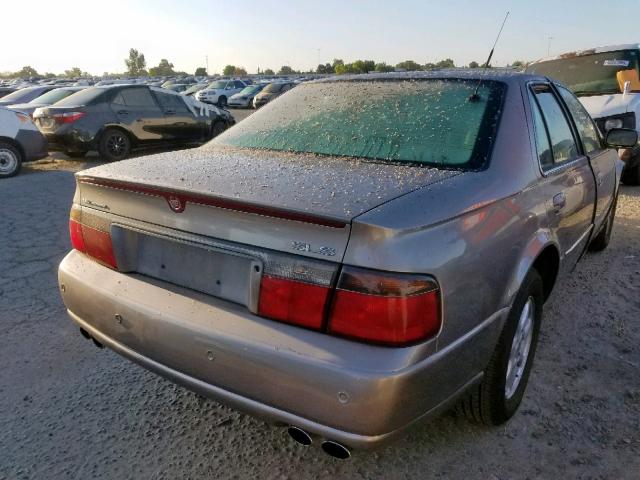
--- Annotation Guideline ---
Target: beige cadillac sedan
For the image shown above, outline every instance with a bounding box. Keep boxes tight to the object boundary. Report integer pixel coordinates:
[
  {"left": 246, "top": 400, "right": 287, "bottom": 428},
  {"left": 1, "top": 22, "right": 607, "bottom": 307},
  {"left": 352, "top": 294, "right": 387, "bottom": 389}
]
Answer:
[{"left": 58, "top": 71, "right": 633, "bottom": 458}]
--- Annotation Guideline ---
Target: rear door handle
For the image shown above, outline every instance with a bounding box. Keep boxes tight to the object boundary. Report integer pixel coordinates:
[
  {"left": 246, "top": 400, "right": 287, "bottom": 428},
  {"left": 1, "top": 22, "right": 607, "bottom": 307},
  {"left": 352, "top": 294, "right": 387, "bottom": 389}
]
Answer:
[
  {"left": 552, "top": 192, "right": 566, "bottom": 212},
  {"left": 165, "top": 109, "right": 175, "bottom": 115},
  {"left": 117, "top": 110, "right": 129, "bottom": 115}
]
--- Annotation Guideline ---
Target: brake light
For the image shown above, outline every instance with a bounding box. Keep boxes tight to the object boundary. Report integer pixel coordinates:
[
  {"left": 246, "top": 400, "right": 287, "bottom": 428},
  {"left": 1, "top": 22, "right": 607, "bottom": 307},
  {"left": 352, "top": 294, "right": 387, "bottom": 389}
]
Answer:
[
  {"left": 69, "top": 214, "right": 118, "bottom": 270},
  {"left": 54, "top": 112, "right": 85, "bottom": 124},
  {"left": 256, "top": 253, "right": 338, "bottom": 329},
  {"left": 258, "top": 275, "right": 330, "bottom": 329},
  {"left": 327, "top": 267, "right": 441, "bottom": 346}
]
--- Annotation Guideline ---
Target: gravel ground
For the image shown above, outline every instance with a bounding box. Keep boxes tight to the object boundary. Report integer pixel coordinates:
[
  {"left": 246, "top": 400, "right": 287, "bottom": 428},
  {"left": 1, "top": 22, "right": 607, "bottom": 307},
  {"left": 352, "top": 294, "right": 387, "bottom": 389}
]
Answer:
[{"left": 1, "top": 156, "right": 638, "bottom": 479}]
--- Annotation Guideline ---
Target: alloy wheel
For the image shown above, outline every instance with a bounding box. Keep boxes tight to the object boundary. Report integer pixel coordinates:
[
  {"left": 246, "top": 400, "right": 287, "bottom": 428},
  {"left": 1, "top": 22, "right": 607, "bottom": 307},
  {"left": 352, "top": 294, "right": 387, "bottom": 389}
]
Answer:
[
  {"left": 505, "top": 297, "right": 534, "bottom": 399},
  {"left": 106, "top": 134, "right": 127, "bottom": 157}
]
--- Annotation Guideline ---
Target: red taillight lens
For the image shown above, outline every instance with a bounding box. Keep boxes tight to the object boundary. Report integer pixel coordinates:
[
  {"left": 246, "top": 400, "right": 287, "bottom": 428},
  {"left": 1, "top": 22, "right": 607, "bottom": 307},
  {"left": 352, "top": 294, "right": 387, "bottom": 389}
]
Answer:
[
  {"left": 258, "top": 275, "right": 330, "bottom": 329},
  {"left": 69, "top": 219, "right": 85, "bottom": 252},
  {"left": 328, "top": 267, "right": 441, "bottom": 346},
  {"left": 54, "top": 112, "right": 85, "bottom": 124},
  {"left": 69, "top": 216, "right": 117, "bottom": 269}
]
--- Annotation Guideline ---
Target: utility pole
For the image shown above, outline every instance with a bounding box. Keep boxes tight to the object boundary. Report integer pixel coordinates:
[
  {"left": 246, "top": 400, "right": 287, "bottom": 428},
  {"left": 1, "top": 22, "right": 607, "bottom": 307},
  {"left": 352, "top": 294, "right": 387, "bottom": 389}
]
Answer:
[
  {"left": 205, "top": 55, "right": 209, "bottom": 75},
  {"left": 547, "top": 37, "right": 554, "bottom": 57}
]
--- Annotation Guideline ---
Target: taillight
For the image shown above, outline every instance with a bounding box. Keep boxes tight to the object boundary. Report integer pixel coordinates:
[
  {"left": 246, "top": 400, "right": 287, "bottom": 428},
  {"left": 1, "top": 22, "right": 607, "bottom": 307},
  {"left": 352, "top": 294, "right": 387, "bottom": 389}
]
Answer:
[
  {"left": 258, "top": 275, "right": 330, "bottom": 329},
  {"left": 256, "top": 257, "right": 441, "bottom": 346},
  {"left": 257, "top": 254, "right": 338, "bottom": 329},
  {"left": 327, "top": 267, "right": 441, "bottom": 346},
  {"left": 54, "top": 112, "right": 85, "bottom": 124},
  {"left": 69, "top": 208, "right": 118, "bottom": 269}
]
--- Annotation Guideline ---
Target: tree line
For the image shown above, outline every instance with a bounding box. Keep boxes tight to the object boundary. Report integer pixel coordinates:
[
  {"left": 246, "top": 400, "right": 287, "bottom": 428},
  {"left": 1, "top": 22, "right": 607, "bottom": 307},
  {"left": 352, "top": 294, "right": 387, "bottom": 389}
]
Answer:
[
  {"left": 316, "top": 58, "right": 523, "bottom": 74},
  {"left": 1, "top": 49, "right": 526, "bottom": 79}
]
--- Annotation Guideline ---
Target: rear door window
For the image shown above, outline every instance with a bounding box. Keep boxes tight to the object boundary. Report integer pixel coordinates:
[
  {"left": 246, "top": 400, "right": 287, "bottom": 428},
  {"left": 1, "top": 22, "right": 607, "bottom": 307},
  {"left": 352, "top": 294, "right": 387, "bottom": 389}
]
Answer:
[
  {"left": 113, "top": 88, "right": 160, "bottom": 109},
  {"left": 530, "top": 84, "right": 580, "bottom": 168},
  {"left": 530, "top": 98, "right": 554, "bottom": 170},
  {"left": 556, "top": 85, "right": 603, "bottom": 154}
]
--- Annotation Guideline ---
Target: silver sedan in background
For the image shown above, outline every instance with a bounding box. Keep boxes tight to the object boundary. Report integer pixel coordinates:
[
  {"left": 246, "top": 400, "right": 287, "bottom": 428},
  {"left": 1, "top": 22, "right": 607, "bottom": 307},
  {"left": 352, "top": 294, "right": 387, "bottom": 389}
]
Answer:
[{"left": 57, "top": 72, "right": 634, "bottom": 458}]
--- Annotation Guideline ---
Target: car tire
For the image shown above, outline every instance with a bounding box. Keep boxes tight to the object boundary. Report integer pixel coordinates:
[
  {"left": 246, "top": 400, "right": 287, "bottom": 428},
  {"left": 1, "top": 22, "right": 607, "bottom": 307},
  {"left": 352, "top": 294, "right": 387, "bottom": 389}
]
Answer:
[
  {"left": 65, "top": 151, "right": 87, "bottom": 159},
  {"left": 589, "top": 194, "right": 618, "bottom": 252},
  {"left": 210, "top": 121, "right": 227, "bottom": 139},
  {"left": 621, "top": 163, "right": 640, "bottom": 186},
  {"left": 98, "top": 129, "right": 131, "bottom": 162},
  {"left": 217, "top": 96, "right": 227, "bottom": 108},
  {"left": 0, "top": 141, "right": 23, "bottom": 178},
  {"left": 458, "top": 269, "right": 543, "bottom": 425}
]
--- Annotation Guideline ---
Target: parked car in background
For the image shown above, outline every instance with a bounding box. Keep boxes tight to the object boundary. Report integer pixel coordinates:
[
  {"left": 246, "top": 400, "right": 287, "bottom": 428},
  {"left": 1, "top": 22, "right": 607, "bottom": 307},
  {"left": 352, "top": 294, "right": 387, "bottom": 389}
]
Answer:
[
  {"left": 0, "top": 106, "right": 48, "bottom": 178},
  {"left": 0, "top": 87, "right": 17, "bottom": 98},
  {"left": 33, "top": 85, "right": 234, "bottom": 161},
  {"left": 228, "top": 84, "right": 266, "bottom": 108},
  {"left": 7, "top": 87, "right": 85, "bottom": 117},
  {"left": 182, "top": 84, "right": 207, "bottom": 97},
  {"left": 57, "top": 72, "right": 632, "bottom": 457},
  {"left": 253, "top": 81, "right": 295, "bottom": 108},
  {"left": 526, "top": 44, "right": 640, "bottom": 185},
  {"left": 0, "top": 85, "right": 58, "bottom": 107},
  {"left": 164, "top": 83, "right": 195, "bottom": 93},
  {"left": 196, "top": 80, "right": 248, "bottom": 107}
]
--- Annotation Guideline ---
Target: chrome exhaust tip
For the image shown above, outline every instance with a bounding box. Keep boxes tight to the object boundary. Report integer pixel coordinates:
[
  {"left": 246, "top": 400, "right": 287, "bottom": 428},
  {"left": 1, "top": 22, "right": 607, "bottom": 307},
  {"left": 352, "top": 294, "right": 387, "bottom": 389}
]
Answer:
[
  {"left": 287, "top": 426, "right": 313, "bottom": 446},
  {"left": 321, "top": 440, "right": 351, "bottom": 459}
]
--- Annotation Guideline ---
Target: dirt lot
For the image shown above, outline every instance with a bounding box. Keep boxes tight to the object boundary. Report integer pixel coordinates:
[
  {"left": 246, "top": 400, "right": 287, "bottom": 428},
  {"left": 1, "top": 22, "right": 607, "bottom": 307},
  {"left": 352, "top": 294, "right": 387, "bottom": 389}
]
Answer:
[{"left": 0, "top": 129, "right": 638, "bottom": 478}]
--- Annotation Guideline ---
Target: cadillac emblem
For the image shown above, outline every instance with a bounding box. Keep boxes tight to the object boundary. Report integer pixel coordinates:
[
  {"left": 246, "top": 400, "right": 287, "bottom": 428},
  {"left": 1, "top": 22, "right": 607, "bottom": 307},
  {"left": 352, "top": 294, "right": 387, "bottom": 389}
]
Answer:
[{"left": 166, "top": 195, "right": 186, "bottom": 213}]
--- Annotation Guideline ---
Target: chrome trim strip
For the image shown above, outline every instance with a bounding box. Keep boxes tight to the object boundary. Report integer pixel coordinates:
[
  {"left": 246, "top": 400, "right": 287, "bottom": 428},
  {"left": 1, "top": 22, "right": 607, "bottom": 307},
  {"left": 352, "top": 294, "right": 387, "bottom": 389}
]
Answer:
[{"left": 565, "top": 225, "right": 593, "bottom": 255}]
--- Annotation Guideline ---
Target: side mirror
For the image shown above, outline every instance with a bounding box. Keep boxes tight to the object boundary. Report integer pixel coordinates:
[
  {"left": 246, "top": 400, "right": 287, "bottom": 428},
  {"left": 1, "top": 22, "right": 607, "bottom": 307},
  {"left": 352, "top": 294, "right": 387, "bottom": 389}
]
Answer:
[{"left": 606, "top": 128, "right": 638, "bottom": 148}]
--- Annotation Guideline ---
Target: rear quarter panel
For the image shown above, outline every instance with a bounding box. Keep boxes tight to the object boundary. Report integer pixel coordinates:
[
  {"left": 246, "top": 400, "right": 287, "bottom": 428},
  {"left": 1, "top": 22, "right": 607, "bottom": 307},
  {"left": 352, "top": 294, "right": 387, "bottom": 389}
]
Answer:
[{"left": 346, "top": 78, "right": 556, "bottom": 352}]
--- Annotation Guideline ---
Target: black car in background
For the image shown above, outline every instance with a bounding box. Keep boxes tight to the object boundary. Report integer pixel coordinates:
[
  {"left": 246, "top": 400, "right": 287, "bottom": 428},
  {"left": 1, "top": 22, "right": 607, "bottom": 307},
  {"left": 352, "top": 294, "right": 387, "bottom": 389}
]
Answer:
[
  {"left": 0, "top": 86, "right": 58, "bottom": 106},
  {"left": 33, "top": 85, "right": 234, "bottom": 160}
]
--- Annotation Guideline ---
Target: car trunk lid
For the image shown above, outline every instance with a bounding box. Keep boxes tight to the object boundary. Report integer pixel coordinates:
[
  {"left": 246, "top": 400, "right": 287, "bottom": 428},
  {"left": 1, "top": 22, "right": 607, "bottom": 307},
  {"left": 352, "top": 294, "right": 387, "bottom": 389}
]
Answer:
[{"left": 76, "top": 145, "right": 460, "bottom": 261}]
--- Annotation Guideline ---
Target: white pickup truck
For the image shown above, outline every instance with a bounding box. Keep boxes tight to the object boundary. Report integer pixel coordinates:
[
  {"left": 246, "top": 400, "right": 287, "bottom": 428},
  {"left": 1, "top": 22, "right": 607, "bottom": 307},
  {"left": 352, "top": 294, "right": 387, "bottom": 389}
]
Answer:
[{"left": 527, "top": 44, "right": 640, "bottom": 185}]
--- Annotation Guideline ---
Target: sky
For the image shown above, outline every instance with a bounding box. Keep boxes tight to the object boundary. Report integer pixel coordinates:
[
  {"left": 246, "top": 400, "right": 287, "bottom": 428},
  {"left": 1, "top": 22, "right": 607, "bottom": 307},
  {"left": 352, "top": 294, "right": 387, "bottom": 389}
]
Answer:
[{"left": 2, "top": 0, "right": 639, "bottom": 75}]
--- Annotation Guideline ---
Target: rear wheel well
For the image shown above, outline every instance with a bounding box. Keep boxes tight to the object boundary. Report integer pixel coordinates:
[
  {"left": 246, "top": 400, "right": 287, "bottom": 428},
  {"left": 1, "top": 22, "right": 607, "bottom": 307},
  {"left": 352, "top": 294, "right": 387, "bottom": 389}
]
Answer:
[
  {"left": 99, "top": 125, "right": 134, "bottom": 145},
  {"left": 0, "top": 136, "right": 25, "bottom": 160},
  {"left": 531, "top": 246, "right": 560, "bottom": 302}
]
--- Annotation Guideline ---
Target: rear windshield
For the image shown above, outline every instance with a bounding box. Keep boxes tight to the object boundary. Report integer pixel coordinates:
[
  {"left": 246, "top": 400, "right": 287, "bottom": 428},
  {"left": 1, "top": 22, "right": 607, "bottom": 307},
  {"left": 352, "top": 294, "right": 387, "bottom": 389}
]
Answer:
[
  {"left": 526, "top": 50, "right": 640, "bottom": 96},
  {"left": 29, "top": 88, "right": 79, "bottom": 105},
  {"left": 215, "top": 79, "right": 506, "bottom": 169},
  {"left": 53, "top": 87, "right": 107, "bottom": 107}
]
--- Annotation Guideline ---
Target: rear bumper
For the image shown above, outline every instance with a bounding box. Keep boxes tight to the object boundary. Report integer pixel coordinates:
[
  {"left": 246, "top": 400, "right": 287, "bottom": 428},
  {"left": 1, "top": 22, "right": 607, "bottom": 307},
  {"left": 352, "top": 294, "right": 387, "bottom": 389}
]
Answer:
[
  {"left": 58, "top": 250, "right": 504, "bottom": 449},
  {"left": 43, "top": 131, "right": 93, "bottom": 153}
]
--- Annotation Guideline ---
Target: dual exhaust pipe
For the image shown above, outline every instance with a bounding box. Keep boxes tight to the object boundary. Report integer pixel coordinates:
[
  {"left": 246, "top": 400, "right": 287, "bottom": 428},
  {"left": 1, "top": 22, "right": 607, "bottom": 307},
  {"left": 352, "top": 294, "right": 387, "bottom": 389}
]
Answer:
[{"left": 287, "top": 426, "right": 351, "bottom": 459}]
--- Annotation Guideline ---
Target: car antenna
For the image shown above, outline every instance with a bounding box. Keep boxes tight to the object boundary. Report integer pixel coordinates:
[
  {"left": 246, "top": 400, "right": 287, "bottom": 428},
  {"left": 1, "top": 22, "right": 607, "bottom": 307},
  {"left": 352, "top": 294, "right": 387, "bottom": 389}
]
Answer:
[{"left": 469, "top": 11, "right": 510, "bottom": 102}]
